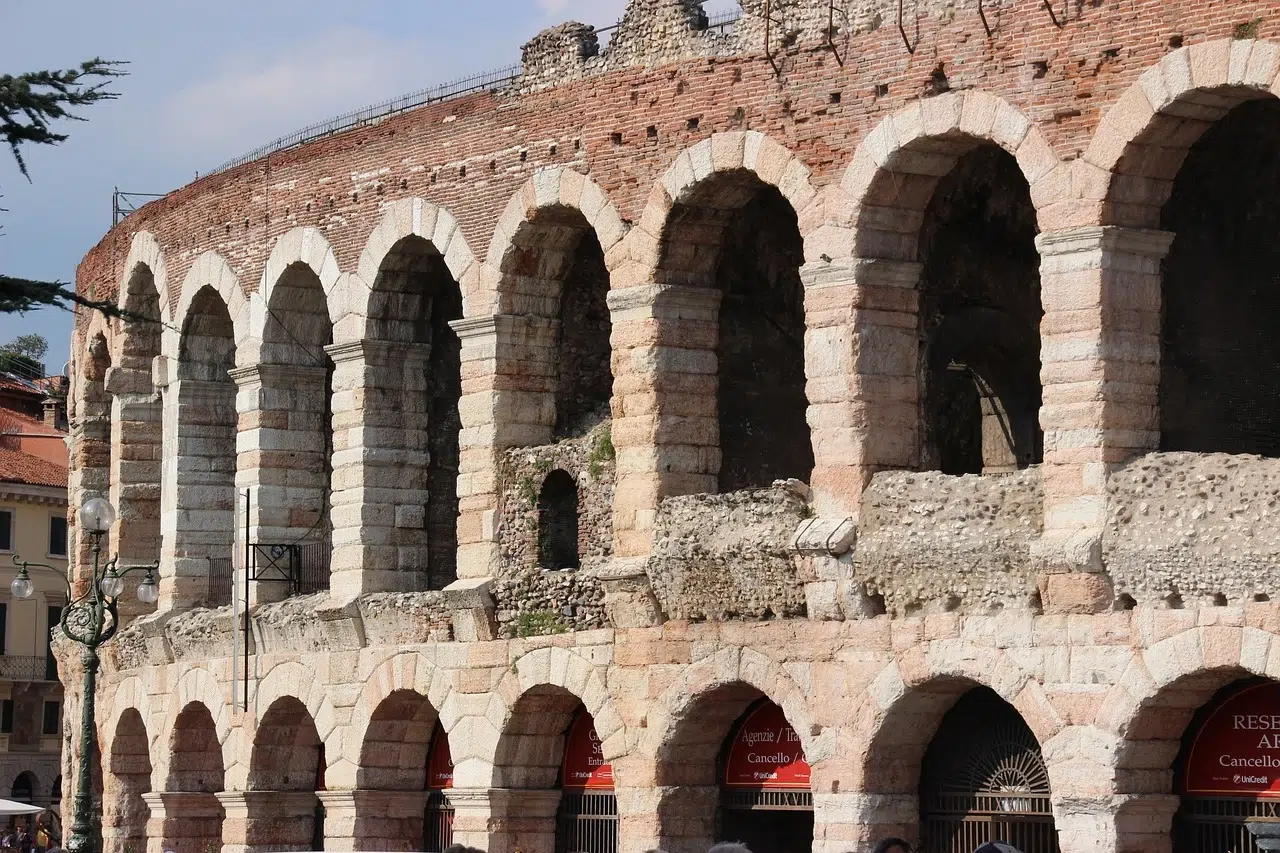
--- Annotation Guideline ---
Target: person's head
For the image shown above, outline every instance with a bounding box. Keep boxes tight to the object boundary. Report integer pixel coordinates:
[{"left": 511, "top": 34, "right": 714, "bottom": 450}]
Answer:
[
  {"left": 871, "top": 839, "right": 913, "bottom": 853},
  {"left": 441, "top": 845, "right": 486, "bottom": 853},
  {"left": 707, "top": 843, "right": 753, "bottom": 853}
]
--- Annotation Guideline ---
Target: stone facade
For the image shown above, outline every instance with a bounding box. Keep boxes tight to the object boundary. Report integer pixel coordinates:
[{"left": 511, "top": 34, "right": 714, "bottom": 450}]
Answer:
[{"left": 64, "top": 1, "right": 1280, "bottom": 852}]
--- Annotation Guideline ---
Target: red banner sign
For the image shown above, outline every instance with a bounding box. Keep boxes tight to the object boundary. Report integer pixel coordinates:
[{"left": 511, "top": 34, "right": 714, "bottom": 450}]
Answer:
[
  {"left": 562, "top": 711, "right": 614, "bottom": 790},
  {"left": 427, "top": 723, "right": 454, "bottom": 790},
  {"left": 1185, "top": 682, "right": 1280, "bottom": 798},
  {"left": 723, "top": 701, "right": 810, "bottom": 790}
]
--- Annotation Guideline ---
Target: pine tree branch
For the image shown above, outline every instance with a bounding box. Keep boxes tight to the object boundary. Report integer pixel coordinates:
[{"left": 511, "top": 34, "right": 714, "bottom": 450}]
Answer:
[{"left": 0, "top": 275, "right": 158, "bottom": 325}]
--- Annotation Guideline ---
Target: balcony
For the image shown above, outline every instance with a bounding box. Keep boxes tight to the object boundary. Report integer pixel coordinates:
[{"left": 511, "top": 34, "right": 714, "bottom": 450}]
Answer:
[{"left": 0, "top": 656, "right": 58, "bottom": 683}]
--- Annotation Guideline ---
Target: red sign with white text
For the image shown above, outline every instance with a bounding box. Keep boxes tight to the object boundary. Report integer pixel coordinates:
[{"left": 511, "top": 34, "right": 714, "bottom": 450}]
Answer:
[
  {"left": 723, "top": 701, "right": 810, "bottom": 790},
  {"left": 1185, "top": 682, "right": 1280, "bottom": 798},
  {"left": 427, "top": 722, "right": 454, "bottom": 790},
  {"left": 561, "top": 711, "right": 614, "bottom": 790}
]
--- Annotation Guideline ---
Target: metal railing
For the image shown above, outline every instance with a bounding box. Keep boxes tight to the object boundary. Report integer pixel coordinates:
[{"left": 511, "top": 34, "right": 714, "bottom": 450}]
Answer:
[
  {"left": 248, "top": 542, "right": 331, "bottom": 597},
  {"left": 0, "top": 655, "right": 58, "bottom": 682},
  {"left": 209, "top": 556, "right": 233, "bottom": 606},
  {"left": 424, "top": 790, "right": 454, "bottom": 853},
  {"left": 555, "top": 791, "right": 618, "bottom": 853},
  {"left": 207, "top": 8, "right": 745, "bottom": 178}
]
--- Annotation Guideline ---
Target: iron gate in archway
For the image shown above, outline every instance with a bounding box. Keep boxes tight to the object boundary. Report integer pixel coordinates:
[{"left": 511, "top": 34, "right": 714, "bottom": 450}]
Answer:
[{"left": 919, "top": 688, "right": 1060, "bottom": 853}]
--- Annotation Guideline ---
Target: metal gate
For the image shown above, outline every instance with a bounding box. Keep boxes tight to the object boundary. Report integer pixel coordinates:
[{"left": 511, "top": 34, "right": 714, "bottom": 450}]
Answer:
[
  {"left": 1174, "top": 796, "right": 1278, "bottom": 853},
  {"left": 555, "top": 791, "right": 618, "bottom": 853},
  {"left": 919, "top": 688, "right": 1059, "bottom": 853},
  {"left": 424, "top": 789, "right": 454, "bottom": 852}
]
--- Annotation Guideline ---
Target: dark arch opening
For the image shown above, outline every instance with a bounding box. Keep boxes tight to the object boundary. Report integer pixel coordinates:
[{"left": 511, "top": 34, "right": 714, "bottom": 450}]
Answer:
[
  {"left": 105, "top": 709, "right": 151, "bottom": 853},
  {"left": 261, "top": 263, "right": 336, "bottom": 592},
  {"left": 249, "top": 697, "right": 323, "bottom": 851},
  {"left": 358, "top": 689, "right": 439, "bottom": 791},
  {"left": 538, "top": 469, "right": 579, "bottom": 570},
  {"left": 10, "top": 772, "right": 34, "bottom": 804},
  {"left": 369, "top": 237, "right": 463, "bottom": 589},
  {"left": 1160, "top": 97, "right": 1280, "bottom": 456},
  {"left": 918, "top": 687, "right": 1057, "bottom": 853},
  {"left": 918, "top": 145, "right": 1042, "bottom": 475},
  {"left": 661, "top": 172, "right": 813, "bottom": 493},
  {"left": 167, "top": 702, "right": 223, "bottom": 793}
]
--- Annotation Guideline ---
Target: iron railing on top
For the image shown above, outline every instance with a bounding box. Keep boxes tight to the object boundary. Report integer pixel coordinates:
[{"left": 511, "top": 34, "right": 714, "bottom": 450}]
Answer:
[{"left": 207, "top": 8, "right": 745, "bottom": 177}]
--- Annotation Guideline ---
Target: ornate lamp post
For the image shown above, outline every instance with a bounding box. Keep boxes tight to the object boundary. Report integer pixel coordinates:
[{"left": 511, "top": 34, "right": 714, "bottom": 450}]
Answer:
[{"left": 9, "top": 496, "right": 159, "bottom": 853}]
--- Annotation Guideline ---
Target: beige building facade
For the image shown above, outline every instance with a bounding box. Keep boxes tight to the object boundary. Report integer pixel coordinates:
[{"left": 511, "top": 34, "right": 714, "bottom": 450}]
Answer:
[{"left": 65, "top": 2, "right": 1280, "bottom": 852}]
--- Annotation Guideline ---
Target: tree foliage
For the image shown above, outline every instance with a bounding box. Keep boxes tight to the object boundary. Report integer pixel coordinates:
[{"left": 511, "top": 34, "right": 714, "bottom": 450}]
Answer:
[
  {"left": 3, "top": 333, "right": 48, "bottom": 360},
  {"left": 1, "top": 58, "right": 133, "bottom": 318}
]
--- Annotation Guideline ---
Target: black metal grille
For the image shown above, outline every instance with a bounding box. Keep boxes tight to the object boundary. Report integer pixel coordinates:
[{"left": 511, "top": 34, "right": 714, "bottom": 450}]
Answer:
[
  {"left": 0, "top": 656, "right": 57, "bottom": 682},
  {"left": 556, "top": 791, "right": 618, "bottom": 853},
  {"left": 1175, "top": 797, "right": 1280, "bottom": 853},
  {"left": 208, "top": 557, "right": 233, "bottom": 606},
  {"left": 249, "top": 542, "right": 331, "bottom": 596},
  {"left": 424, "top": 790, "right": 454, "bottom": 852},
  {"left": 721, "top": 789, "right": 814, "bottom": 811}
]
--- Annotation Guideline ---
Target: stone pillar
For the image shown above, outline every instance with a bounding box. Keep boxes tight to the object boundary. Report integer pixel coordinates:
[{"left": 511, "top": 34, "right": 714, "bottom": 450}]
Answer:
[
  {"left": 325, "top": 340, "right": 432, "bottom": 601},
  {"left": 218, "top": 790, "right": 319, "bottom": 853},
  {"left": 159, "top": 378, "right": 238, "bottom": 612},
  {"left": 101, "top": 788, "right": 148, "bottom": 853},
  {"left": 607, "top": 284, "right": 721, "bottom": 558},
  {"left": 1052, "top": 793, "right": 1178, "bottom": 853},
  {"left": 451, "top": 315, "right": 559, "bottom": 580},
  {"left": 106, "top": 363, "right": 162, "bottom": 569},
  {"left": 231, "top": 364, "right": 331, "bottom": 605},
  {"left": 448, "top": 788, "right": 561, "bottom": 853},
  {"left": 654, "top": 785, "right": 717, "bottom": 853},
  {"left": 833, "top": 792, "right": 918, "bottom": 852},
  {"left": 1034, "top": 227, "right": 1173, "bottom": 607},
  {"left": 801, "top": 259, "right": 921, "bottom": 517},
  {"left": 142, "top": 791, "right": 223, "bottom": 853},
  {"left": 71, "top": 365, "right": 113, "bottom": 594},
  {"left": 318, "top": 789, "right": 429, "bottom": 851}
]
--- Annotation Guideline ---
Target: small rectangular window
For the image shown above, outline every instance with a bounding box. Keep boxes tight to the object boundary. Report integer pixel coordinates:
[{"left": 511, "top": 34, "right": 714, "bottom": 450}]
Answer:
[
  {"left": 0, "top": 510, "right": 11, "bottom": 552},
  {"left": 42, "top": 701, "right": 60, "bottom": 736},
  {"left": 2, "top": 700, "right": 15, "bottom": 734},
  {"left": 48, "top": 515, "right": 67, "bottom": 557}
]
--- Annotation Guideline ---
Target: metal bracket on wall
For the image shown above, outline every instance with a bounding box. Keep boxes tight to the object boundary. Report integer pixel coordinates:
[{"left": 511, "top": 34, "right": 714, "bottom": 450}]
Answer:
[
  {"left": 1042, "top": 0, "right": 1066, "bottom": 27},
  {"left": 764, "top": 0, "right": 782, "bottom": 74},
  {"left": 825, "top": 0, "right": 848, "bottom": 66},
  {"left": 978, "top": 0, "right": 994, "bottom": 37},
  {"left": 897, "top": 0, "right": 919, "bottom": 53}
]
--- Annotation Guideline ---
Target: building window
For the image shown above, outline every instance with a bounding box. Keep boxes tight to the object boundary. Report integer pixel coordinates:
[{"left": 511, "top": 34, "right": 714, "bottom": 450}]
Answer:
[
  {"left": 48, "top": 515, "right": 67, "bottom": 557},
  {"left": 0, "top": 510, "right": 11, "bottom": 552},
  {"left": 2, "top": 700, "right": 15, "bottom": 734},
  {"left": 42, "top": 701, "right": 60, "bottom": 736}
]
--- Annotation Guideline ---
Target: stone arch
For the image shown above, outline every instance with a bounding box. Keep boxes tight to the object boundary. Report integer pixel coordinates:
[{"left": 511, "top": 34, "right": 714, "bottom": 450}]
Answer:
[
  {"left": 173, "top": 251, "right": 249, "bottom": 360},
  {"left": 352, "top": 198, "right": 481, "bottom": 328},
  {"left": 342, "top": 651, "right": 456, "bottom": 789},
  {"left": 1085, "top": 38, "right": 1280, "bottom": 229},
  {"left": 103, "top": 707, "right": 152, "bottom": 853},
  {"left": 256, "top": 227, "right": 343, "bottom": 321},
  {"left": 116, "top": 231, "right": 172, "bottom": 325},
  {"left": 9, "top": 771, "right": 36, "bottom": 803},
  {"left": 72, "top": 327, "right": 114, "bottom": 589},
  {"left": 484, "top": 646, "right": 623, "bottom": 789},
  {"left": 157, "top": 666, "right": 233, "bottom": 787},
  {"left": 252, "top": 660, "right": 341, "bottom": 776}
]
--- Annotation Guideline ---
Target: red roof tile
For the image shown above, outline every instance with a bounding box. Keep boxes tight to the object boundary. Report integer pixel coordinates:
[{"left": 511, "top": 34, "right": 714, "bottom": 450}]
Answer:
[{"left": 0, "top": 447, "right": 67, "bottom": 489}]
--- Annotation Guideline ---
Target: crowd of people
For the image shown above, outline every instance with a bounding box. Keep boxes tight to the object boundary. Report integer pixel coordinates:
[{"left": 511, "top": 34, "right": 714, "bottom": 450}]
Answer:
[{"left": 0, "top": 816, "right": 58, "bottom": 853}]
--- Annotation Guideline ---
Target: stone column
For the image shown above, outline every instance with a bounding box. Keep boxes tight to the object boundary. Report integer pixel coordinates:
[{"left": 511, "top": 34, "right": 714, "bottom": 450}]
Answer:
[
  {"left": 217, "top": 790, "right": 319, "bottom": 853},
  {"left": 142, "top": 791, "right": 223, "bottom": 853},
  {"left": 819, "top": 792, "right": 916, "bottom": 853},
  {"left": 1053, "top": 792, "right": 1178, "bottom": 853},
  {"left": 451, "top": 315, "right": 559, "bottom": 580},
  {"left": 654, "top": 785, "right": 718, "bottom": 853},
  {"left": 106, "top": 363, "right": 162, "bottom": 568},
  {"left": 801, "top": 258, "right": 921, "bottom": 517},
  {"left": 158, "top": 378, "right": 238, "bottom": 612},
  {"left": 607, "top": 284, "right": 721, "bottom": 558},
  {"left": 1034, "top": 227, "right": 1174, "bottom": 609},
  {"left": 318, "top": 789, "right": 429, "bottom": 851},
  {"left": 71, "top": 373, "right": 113, "bottom": 594},
  {"left": 325, "top": 340, "right": 432, "bottom": 601},
  {"left": 448, "top": 788, "right": 561, "bottom": 853},
  {"left": 231, "top": 364, "right": 331, "bottom": 606}
]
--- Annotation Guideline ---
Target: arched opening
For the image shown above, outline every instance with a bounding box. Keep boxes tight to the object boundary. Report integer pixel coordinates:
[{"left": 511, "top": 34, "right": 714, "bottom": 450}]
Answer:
[
  {"left": 249, "top": 696, "right": 323, "bottom": 851},
  {"left": 73, "top": 333, "right": 113, "bottom": 592},
  {"left": 654, "top": 684, "right": 812, "bottom": 853},
  {"left": 918, "top": 687, "right": 1056, "bottom": 853},
  {"left": 103, "top": 709, "right": 151, "bottom": 853},
  {"left": 357, "top": 689, "right": 441, "bottom": 851},
  {"left": 538, "top": 469, "right": 579, "bottom": 570},
  {"left": 917, "top": 146, "right": 1042, "bottom": 475},
  {"left": 364, "top": 236, "right": 464, "bottom": 590},
  {"left": 175, "top": 286, "right": 238, "bottom": 606},
  {"left": 112, "top": 264, "right": 163, "bottom": 589},
  {"left": 257, "top": 262, "right": 336, "bottom": 595},
  {"left": 10, "top": 771, "right": 34, "bottom": 804},
  {"left": 717, "top": 699, "right": 812, "bottom": 853},
  {"left": 1159, "top": 97, "right": 1280, "bottom": 455},
  {"left": 425, "top": 723, "right": 455, "bottom": 853},
  {"left": 493, "top": 687, "right": 617, "bottom": 853},
  {"left": 500, "top": 206, "right": 614, "bottom": 442},
  {"left": 161, "top": 701, "right": 224, "bottom": 853},
  {"left": 659, "top": 172, "right": 813, "bottom": 493}
]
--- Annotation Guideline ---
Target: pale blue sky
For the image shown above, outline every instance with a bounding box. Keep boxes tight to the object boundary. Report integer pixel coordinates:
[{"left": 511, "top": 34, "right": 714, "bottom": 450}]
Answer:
[{"left": 0, "top": 0, "right": 737, "bottom": 372}]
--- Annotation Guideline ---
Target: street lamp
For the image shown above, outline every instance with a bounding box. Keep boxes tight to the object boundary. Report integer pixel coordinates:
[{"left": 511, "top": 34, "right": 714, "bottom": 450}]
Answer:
[{"left": 9, "top": 496, "right": 158, "bottom": 853}]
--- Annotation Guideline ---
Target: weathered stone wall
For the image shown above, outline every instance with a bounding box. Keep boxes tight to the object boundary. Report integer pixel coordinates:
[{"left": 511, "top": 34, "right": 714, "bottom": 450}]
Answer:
[
  {"left": 646, "top": 484, "right": 809, "bottom": 620},
  {"left": 854, "top": 468, "right": 1044, "bottom": 616}
]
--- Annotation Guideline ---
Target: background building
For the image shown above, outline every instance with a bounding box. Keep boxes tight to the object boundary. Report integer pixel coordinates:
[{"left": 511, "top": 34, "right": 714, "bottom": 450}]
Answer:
[{"left": 63, "top": 1, "right": 1280, "bottom": 852}]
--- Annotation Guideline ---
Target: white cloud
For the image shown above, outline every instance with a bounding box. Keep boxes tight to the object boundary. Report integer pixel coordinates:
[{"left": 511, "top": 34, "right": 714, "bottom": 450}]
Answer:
[{"left": 161, "top": 27, "right": 428, "bottom": 166}]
